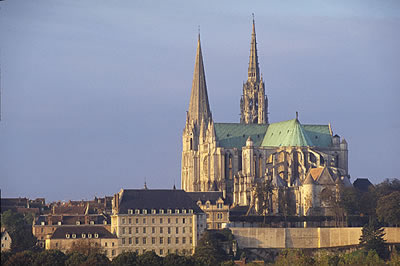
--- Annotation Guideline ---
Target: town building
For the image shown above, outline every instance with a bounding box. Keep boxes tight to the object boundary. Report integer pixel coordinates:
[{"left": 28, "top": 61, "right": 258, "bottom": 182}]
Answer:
[
  {"left": 111, "top": 189, "right": 206, "bottom": 256},
  {"left": 45, "top": 226, "right": 118, "bottom": 260},
  {"left": 33, "top": 213, "right": 111, "bottom": 247},
  {"left": 187, "top": 191, "right": 230, "bottom": 229},
  {"left": 1, "top": 227, "right": 12, "bottom": 251},
  {"left": 181, "top": 18, "right": 351, "bottom": 218}
]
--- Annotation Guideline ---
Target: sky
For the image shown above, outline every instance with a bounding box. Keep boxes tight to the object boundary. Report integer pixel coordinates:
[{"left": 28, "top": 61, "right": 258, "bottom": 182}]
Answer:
[{"left": 0, "top": 0, "right": 399, "bottom": 202}]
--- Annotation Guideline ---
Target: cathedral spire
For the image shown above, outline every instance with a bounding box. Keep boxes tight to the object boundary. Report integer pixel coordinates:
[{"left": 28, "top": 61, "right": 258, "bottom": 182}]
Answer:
[
  {"left": 188, "top": 34, "right": 212, "bottom": 126},
  {"left": 248, "top": 14, "right": 260, "bottom": 82}
]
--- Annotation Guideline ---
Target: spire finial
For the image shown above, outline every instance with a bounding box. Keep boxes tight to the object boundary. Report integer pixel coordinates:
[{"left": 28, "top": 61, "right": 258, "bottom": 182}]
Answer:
[
  {"left": 296, "top": 111, "right": 299, "bottom": 120},
  {"left": 198, "top": 25, "right": 200, "bottom": 40}
]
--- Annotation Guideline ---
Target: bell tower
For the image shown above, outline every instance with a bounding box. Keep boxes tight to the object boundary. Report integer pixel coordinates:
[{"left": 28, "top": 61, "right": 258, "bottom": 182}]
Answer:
[{"left": 240, "top": 16, "right": 268, "bottom": 124}]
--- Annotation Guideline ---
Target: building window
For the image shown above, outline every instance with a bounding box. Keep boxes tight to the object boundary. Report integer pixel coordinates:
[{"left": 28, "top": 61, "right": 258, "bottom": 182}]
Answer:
[
  {"left": 122, "top": 227, "right": 125, "bottom": 234},
  {"left": 152, "top": 218, "right": 155, "bottom": 224},
  {"left": 122, "top": 218, "right": 125, "bottom": 224},
  {"left": 175, "top": 237, "right": 179, "bottom": 244},
  {"left": 129, "top": 218, "right": 132, "bottom": 224},
  {"left": 90, "top": 220, "right": 94, "bottom": 225},
  {"left": 217, "top": 213, "right": 223, "bottom": 220},
  {"left": 217, "top": 203, "right": 223, "bottom": 209},
  {"left": 189, "top": 209, "right": 193, "bottom": 214},
  {"left": 182, "top": 227, "right": 185, "bottom": 234},
  {"left": 176, "top": 218, "right": 178, "bottom": 224},
  {"left": 183, "top": 218, "right": 186, "bottom": 224},
  {"left": 160, "top": 227, "right": 163, "bottom": 234},
  {"left": 176, "top": 227, "right": 179, "bottom": 234},
  {"left": 129, "top": 238, "right": 132, "bottom": 245},
  {"left": 168, "top": 218, "right": 171, "bottom": 224},
  {"left": 190, "top": 237, "right": 192, "bottom": 244},
  {"left": 143, "top": 237, "right": 146, "bottom": 244},
  {"left": 66, "top": 234, "right": 70, "bottom": 239},
  {"left": 143, "top": 218, "right": 146, "bottom": 224},
  {"left": 76, "top": 221, "right": 81, "bottom": 225},
  {"left": 143, "top": 227, "right": 146, "bottom": 234},
  {"left": 152, "top": 209, "right": 156, "bottom": 214},
  {"left": 82, "top": 234, "right": 86, "bottom": 238},
  {"left": 175, "top": 209, "right": 180, "bottom": 214},
  {"left": 190, "top": 227, "right": 192, "bottom": 233},
  {"left": 136, "top": 218, "right": 139, "bottom": 223},
  {"left": 160, "top": 218, "right": 163, "bottom": 224},
  {"left": 152, "top": 227, "right": 155, "bottom": 234},
  {"left": 72, "top": 234, "right": 76, "bottom": 239},
  {"left": 112, "top": 250, "right": 115, "bottom": 256},
  {"left": 136, "top": 227, "right": 139, "bottom": 234},
  {"left": 168, "top": 237, "right": 171, "bottom": 244},
  {"left": 182, "top": 237, "right": 186, "bottom": 244},
  {"left": 160, "top": 249, "right": 163, "bottom": 255},
  {"left": 217, "top": 223, "right": 222, "bottom": 229},
  {"left": 122, "top": 238, "right": 125, "bottom": 245},
  {"left": 129, "top": 227, "right": 132, "bottom": 234},
  {"left": 159, "top": 209, "right": 164, "bottom": 214},
  {"left": 160, "top": 237, "right": 163, "bottom": 244},
  {"left": 128, "top": 209, "right": 133, "bottom": 214},
  {"left": 152, "top": 237, "right": 156, "bottom": 244},
  {"left": 168, "top": 227, "right": 171, "bottom": 234},
  {"left": 167, "top": 209, "right": 172, "bottom": 214},
  {"left": 135, "top": 237, "right": 139, "bottom": 244},
  {"left": 143, "top": 209, "right": 147, "bottom": 214}
]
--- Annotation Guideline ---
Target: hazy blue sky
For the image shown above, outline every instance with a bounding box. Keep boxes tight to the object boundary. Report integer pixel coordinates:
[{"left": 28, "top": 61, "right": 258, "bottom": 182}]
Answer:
[{"left": 1, "top": 0, "right": 399, "bottom": 201}]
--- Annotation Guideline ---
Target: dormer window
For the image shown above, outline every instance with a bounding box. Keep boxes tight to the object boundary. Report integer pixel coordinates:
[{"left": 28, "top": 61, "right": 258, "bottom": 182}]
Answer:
[
  {"left": 66, "top": 234, "right": 70, "bottom": 239},
  {"left": 82, "top": 234, "right": 86, "bottom": 238},
  {"left": 182, "top": 209, "right": 186, "bottom": 214},
  {"left": 128, "top": 209, "right": 133, "bottom": 214},
  {"left": 152, "top": 209, "right": 156, "bottom": 214},
  {"left": 72, "top": 234, "right": 76, "bottom": 239},
  {"left": 94, "top": 233, "right": 99, "bottom": 238},
  {"left": 175, "top": 209, "right": 180, "bottom": 214},
  {"left": 88, "top": 234, "right": 92, "bottom": 238},
  {"left": 159, "top": 209, "right": 164, "bottom": 214},
  {"left": 76, "top": 221, "right": 81, "bottom": 225},
  {"left": 143, "top": 209, "right": 147, "bottom": 214},
  {"left": 189, "top": 209, "right": 193, "bottom": 214},
  {"left": 103, "top": 220, "right": 108, "bottom": 225},
  {"left": 135, "top": 209, "right": 140, "bottom": 214},
  {"left": 58, "top": 221, "right": 62, "bottom": 225},
  {"left": 90, "top": 221, "right": 95, "bottom": 225},
  {"left": 167, "top": 209, "right": 172, "bottom": 214},
  {"left": 41, "top": 222, "right": 45, "bottom": 226}
]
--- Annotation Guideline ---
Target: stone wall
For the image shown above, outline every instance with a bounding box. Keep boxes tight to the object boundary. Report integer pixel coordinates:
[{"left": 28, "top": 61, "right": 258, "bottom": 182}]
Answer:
[{"left": 231, "top": 227, "right": 400, "bottom": 249}]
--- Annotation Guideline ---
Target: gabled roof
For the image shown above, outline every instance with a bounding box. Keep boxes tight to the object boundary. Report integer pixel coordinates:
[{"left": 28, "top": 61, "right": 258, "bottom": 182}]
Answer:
[
  {"left": 214, "top": 123, "right": 267, "bottom": 149},
  {"left": 51, "top": 226, "right": 116, "bottom": 239},
  {"left": 261, "top": 119, "right": 332, "bottom": 148},
  {"left": 303, "top": 173, "right": 316, "bottom": 185},
  {"left": 353, "top": 178, "right": 373, "bottom": 192},
  {"left": 186, "top": 192, "right": 225, "bottom": 205},
  {"left": 118, "top": 189, "right": 203, "bottom": 214}
]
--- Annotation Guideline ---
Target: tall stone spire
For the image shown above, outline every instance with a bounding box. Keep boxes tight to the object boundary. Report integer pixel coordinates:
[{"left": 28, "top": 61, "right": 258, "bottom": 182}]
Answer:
[
  {"left": 240, "top": 15, "right": 268, "bottom": 124},
  {"left": 248, "top": 15, "right": 260, "bottom": 83},
  {"left": 188, "top": 34, "right": 212, "bottom": 126}
]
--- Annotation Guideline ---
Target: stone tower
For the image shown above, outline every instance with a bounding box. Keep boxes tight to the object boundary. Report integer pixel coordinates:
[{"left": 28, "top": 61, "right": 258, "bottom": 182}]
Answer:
[
  {"left": 240, "top": 17, "right": 268, "bottom": 124},
  {"left": 181, "top": 34, "right": 214, "bottom": 192}
]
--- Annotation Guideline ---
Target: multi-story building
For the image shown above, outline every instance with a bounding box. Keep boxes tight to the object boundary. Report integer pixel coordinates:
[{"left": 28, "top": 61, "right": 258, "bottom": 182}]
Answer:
[
  {"left": 187, "top": 192, "right": 229, "bottom": 229},
  {"left": 45, "top": 226, "right": 118, "bottom": 260},
  {"left": 1, "top": 227, "right": 12, "bottom": 251},
  {"left": 33, "top": 213, "right": 111, "bottom": 247},
  {"left": 111, "top": 189, "right": 206, "bottom": 256}
]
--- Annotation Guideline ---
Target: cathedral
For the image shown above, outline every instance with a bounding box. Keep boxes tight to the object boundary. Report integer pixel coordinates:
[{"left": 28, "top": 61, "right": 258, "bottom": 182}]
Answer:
[{"left": 181, "top": 19, "right": 351, "bottom": 217}]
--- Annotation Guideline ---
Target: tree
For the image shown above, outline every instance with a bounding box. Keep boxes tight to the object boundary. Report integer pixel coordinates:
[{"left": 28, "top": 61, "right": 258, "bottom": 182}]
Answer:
[
  {"left": 137, "top": 251, "right": 162, "bottom": 266},
  {"left": 65, "top": 251, "right": 88, "bottom": 266},
  {"left": 4, "top": 250, "right": 36, "bottom": 266},
  {"left": 163, "top": 253, "right": 195, "bottom": 266},
  {"left": 112, "top": 251, "right": 139, "bottom": 266},
  {"left": 1, "top": 210, "right": 37, "bottom": 252},
  {"left": 359, "top": 219, "right": 388, "bottom": 259},
  {"left": 193, "top": 231, "right": 229, "bottom": 265},
  {"left": 274, "top": 249, "right": 315, "bottom": 266},
  {"left": 82, "top": 253, "right": 110, "bottom": 266},
  {"left": 376, "top": 191, "right": 400, "bottom": 226},
  {"left": 1, "top": 251, "right": 13, "bottom": 265},
  {"left": 32, "top": 250, "right": 67, "bottom": 266},
  {"left": 254, "top": 179, "right": 274, "bottom": 216},
  {"left": 68, "top": 239, "right": 102, "bottom": 256}
]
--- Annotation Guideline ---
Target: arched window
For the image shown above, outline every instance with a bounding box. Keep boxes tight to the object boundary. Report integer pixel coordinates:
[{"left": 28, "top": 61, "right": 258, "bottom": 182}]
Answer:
[
  {"left": 189, "top": 139, "right": 192, "bottom": 150},
  {"left": 253, "top": 154, "right": 257, "bottom": 177},
  {"left": 225, "top": 154, "right": 233, "bottom": 179}
]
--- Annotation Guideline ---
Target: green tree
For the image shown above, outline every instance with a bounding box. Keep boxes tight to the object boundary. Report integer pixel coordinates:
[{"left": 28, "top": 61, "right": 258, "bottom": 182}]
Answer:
[
  {"left": 274, "top": 249, "right": 315, "bottom": 266},
  {"left": 254, "top": 179, "right": 274, "bottom": 216},
  {"left": 359, "top": 220, "right": 388, "bottom": 259},
  {"left": 137, "top": 251, "right": 162, "bottom": 266},
  {"left": 4, "top": 250, "right": 36, "bottom": 266},
  {"left": 193, "top": 231, "right": 228, "bottom": 265},
  {"left": 1, "top": 251, "right": 13, "bottom": 266},
  {"left": 112, "top": 251, "right": 139, "bottom": 266},
  {"left": 65, "top": 251, "right": 88, "bottom": 266},
  {"left": 82, "top": 253, "right": 110, "bottom": 266},
  {"left": 32, "top": 250, "right": 67, "bottom": 266},
  {"left": 376, "top": 191, "right": 400, "bottom": 226},
  {"left": 1, "top": 210, "right": 37, "bottom": 252},
  {"left": 163, "top": 253, "right": 195, "bottom": 266}
]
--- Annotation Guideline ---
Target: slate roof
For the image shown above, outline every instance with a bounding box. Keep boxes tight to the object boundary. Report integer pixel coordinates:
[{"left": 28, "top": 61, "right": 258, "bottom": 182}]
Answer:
[
  {"left": 353, "top": 178, "right": 373, "bottom": 192},
  {"left": 186, "top": 192, "right": 224, "bottom": 204},
  {"left": 34, "top": 214, "right": 110, "bottom": 226},
  {"left": 51, "top": 226, "right": 116, "bottom": 239},
  {"left": 118, "top": 190, "right": 204, "bottom": 214},
  {"left": 214, "top": 123, "right": 268, "bottom": 149}
]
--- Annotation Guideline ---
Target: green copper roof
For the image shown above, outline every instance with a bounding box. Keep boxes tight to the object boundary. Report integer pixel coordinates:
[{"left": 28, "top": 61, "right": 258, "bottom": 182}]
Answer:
[
  {"left": 214, "top": 123, "right": 268, "bottom": 149},
  {"left": 260, "top": 119, "right": 332, "bottom": 148}
]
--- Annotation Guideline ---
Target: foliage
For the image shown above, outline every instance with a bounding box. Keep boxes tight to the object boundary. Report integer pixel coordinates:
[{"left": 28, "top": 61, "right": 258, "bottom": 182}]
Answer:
[
  {"left": 82, "top": 252, "right": 110, "bottom": 266},
  {"left": 339, "top": 249, "right": 385, "bottom": 266},
  {"left": 359, "top": 219, "right": 388, "bottom": 259},
  {"left": 254, "top": 179, "right": 274, "bottom": 215},
  {"left": 274, "top": 249, "right": 315, "bottom": 266},
  {"left": 376, "top": 191, "right": 400, "bottom": 226},
  {"left": 194, "top": 231, "right": 229, "bottom": 265},
  {"left": 136, "top": 251, "right": 162, "bottom": 266},
  {"left": 220, "top": 260, "right": 236, "bottom": 266},
  {"left": 1, "top": 210, "right": 37, "bottom": 252},
  {"left": 65, "top": 251, "right": 88, "bottom": 266},
  {"left": 32, "top": 249, "right": 67, "bottom": 266},
  {"left": 112, "top": 251, "right": 139, "bottom": 266},
  {"left": 1, "top": 251, "right": 13, "bottom": 266},
  {"left": 163, "top": 253, "right": 195, "bottom": 266},
  {"left": 4, "top": 250, "right": 36, "bottom": 266}
]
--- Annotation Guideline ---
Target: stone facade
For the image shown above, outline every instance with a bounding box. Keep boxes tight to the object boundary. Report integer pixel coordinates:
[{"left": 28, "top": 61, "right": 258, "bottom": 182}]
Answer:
[
  {"left": 1, "top": 228, "right": 12, "bottom": 251},
  {"left": 110, "top": 189, "right": 206, "bottom": 256},
  {"left": 181, "top": 19, "right": 350, "bottom": 217}
]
